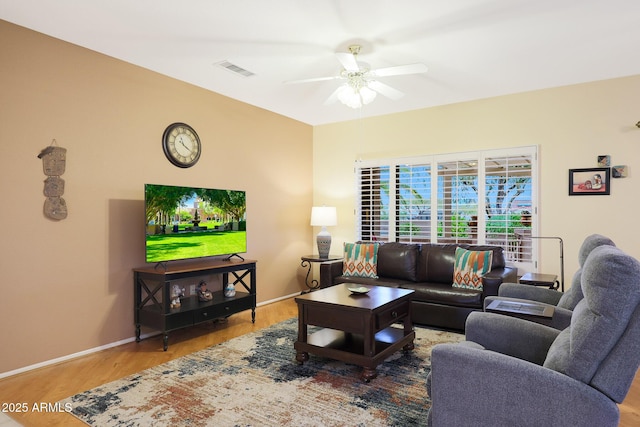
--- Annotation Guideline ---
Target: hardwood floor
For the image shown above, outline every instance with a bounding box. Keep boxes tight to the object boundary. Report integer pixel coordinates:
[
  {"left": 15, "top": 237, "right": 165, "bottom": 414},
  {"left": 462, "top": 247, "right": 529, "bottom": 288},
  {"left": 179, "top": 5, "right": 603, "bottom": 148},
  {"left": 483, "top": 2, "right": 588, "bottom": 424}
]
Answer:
[
  {"left": 0, "top": 298, "right": 298, "bottom": 426},
  {"left": 1, "top": 296, "right": 639, "bottom": 426}
]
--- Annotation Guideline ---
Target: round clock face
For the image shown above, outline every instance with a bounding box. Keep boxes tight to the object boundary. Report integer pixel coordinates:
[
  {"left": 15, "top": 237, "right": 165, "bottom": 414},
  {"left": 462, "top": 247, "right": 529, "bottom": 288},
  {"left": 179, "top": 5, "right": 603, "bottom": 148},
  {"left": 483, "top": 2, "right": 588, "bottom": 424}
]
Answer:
[{"left": 162, "top": 123, "right": 201, "bottom": 168}]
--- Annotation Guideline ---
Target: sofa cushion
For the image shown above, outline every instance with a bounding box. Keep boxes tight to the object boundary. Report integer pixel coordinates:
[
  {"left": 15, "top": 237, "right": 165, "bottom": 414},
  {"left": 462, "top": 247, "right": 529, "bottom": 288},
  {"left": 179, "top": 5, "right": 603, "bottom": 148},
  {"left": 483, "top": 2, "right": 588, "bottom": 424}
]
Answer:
[
  {"left": 342, "top": 242, "right": 379, "bottom": 278},
  {"left": 417, "top": 244, "right": 461, "bottom": 283},
  {"left": 377, "top": 242, "right": 420, "bottom": 281},
  {"left": 401, "top": 282, "right": 483, "bottom": 308},
  {"left": 452, "top": 247, "right": 493, "bottom": 290}
]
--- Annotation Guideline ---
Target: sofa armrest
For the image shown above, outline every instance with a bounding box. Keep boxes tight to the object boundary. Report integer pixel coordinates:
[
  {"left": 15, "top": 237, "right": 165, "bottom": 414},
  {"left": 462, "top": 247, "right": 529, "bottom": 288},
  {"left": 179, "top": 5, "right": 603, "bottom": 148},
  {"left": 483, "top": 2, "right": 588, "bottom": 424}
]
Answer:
[
  {"left": 319, "top": 259, "right": 343, "bottom": 289},
  {"left": 428, "top": 343, "right": 620, "bottom": 427},
  {"left": 482, "top": 266, "right": 517, "bottom": 297}
]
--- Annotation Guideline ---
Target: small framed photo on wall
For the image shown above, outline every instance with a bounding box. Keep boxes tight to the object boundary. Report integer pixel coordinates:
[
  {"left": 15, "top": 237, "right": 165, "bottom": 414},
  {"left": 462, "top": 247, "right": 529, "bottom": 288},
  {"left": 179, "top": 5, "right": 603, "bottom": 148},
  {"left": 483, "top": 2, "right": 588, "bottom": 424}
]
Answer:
[
  {"left": 569, "top": 168, "right": 610, "bottom": 195},
  {"left": 612, "top": 165, "right": 628, "bottom": 178}
]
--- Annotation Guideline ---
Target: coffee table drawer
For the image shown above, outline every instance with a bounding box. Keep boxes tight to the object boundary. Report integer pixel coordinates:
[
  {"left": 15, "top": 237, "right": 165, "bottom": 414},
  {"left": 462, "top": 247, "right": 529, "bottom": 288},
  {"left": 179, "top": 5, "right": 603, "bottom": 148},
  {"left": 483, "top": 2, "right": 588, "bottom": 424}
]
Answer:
[
  {"left": 305, "top": 305, "right": 365, "bottom": 334},
  {"left": 376, "top": 301, "right": 410, "bottom": 330}
]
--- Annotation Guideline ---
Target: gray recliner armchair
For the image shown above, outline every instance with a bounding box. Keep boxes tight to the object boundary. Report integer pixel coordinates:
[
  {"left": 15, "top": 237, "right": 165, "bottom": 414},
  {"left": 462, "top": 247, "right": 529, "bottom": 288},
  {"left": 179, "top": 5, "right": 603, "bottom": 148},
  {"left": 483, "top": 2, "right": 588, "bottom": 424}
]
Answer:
[
  {"left": 484, "top": 233, "right": 615, "bottom": 329},
  {"left": 427, "top": 244, "right": 640, "bottom": 427}
]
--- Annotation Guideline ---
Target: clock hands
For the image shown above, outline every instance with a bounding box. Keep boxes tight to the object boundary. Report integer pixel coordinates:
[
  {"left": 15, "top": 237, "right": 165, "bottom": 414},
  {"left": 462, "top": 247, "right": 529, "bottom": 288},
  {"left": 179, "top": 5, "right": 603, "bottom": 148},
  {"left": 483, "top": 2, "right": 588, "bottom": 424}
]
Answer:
[{"left": 176, "top": 135, "right": 193, "bottom": 154}]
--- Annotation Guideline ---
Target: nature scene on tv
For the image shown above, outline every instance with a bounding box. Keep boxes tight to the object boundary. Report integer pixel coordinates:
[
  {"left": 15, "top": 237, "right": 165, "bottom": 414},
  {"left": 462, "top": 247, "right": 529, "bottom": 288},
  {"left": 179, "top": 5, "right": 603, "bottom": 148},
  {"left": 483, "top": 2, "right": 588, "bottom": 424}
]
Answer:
[{"left": 145, "top": 184, "right": 247, "bottom": 263}]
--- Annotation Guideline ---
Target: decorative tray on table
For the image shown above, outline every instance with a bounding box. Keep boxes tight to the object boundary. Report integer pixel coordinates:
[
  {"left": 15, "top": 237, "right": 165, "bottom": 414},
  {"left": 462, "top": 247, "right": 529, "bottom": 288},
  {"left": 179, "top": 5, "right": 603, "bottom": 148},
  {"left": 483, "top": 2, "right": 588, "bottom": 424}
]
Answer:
[{"left": 347, "top": 286, "right": 370, "bottom": 294}]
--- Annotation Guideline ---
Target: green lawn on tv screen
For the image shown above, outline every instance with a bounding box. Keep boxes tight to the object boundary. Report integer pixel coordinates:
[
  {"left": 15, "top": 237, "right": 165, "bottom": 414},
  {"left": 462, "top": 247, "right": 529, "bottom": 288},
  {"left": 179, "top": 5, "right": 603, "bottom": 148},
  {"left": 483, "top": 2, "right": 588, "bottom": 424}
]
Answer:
[{"left": 146, "top": 231, "right": 247, "bottom": 262}]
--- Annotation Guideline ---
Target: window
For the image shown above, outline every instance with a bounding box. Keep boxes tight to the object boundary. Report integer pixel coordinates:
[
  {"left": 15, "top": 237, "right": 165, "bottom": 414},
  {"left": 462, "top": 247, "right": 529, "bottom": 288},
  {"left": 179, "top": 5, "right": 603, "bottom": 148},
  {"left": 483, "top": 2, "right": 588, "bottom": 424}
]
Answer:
[{"left": 356, "top": 146, "right": 537, "bottom": 269}]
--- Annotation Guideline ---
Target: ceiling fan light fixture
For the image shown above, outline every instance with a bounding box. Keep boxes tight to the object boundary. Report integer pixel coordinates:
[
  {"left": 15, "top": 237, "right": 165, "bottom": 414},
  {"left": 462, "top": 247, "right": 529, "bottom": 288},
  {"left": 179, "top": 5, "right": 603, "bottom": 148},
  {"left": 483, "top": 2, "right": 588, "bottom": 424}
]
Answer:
[
  {"left": 336, "top": 76, "right": 377, "bottom": 109},
  {"left": 359, "top": 86, "right": 377, "bottom": 105},
  {"left": 336, "top": 85, "right": 360, "bottom": 108}
]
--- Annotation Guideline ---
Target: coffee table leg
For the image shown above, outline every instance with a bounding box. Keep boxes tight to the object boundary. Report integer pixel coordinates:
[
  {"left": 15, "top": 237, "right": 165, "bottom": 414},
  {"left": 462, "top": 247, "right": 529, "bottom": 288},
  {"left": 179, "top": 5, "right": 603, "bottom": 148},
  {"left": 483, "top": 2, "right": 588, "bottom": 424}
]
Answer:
[
  {"left": 296, "top": 351, "right": 309, "bottom": 365},
  {"left": 361, "top": 367, "right": 377, "bottom": 382},
  {"left": 402, "top": 313, "right": 415, "bottom": 352}
]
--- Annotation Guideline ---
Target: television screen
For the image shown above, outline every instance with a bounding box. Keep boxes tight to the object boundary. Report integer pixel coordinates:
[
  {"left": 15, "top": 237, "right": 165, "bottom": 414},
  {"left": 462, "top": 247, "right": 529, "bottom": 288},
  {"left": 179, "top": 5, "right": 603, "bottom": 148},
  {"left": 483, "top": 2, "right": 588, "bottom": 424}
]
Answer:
[{"left": 145, "top": 184, "right": 247, "bottom": 263}]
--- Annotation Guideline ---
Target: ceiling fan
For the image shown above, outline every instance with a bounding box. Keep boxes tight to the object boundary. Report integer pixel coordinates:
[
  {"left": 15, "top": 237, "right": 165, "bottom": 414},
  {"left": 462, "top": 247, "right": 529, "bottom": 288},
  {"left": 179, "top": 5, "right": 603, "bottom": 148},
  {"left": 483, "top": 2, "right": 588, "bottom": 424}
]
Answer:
[{"left": 286, "top": 45, "right": 428, "bottom": 108}]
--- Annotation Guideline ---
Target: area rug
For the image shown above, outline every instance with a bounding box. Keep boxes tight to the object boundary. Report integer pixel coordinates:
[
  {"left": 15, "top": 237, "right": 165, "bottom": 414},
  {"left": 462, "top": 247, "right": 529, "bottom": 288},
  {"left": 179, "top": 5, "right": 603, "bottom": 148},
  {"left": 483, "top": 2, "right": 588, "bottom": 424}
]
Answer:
[{"left": 60, "top": 318, "right": 463, "bottom": 426}]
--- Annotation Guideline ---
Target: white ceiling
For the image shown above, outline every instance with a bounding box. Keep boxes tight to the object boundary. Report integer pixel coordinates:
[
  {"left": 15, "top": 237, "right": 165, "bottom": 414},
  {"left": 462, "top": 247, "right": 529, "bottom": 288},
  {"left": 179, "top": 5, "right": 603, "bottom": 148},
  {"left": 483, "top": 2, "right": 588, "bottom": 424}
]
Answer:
[{"left": 2, "top": 0, "right": 640, "bottom": 125}]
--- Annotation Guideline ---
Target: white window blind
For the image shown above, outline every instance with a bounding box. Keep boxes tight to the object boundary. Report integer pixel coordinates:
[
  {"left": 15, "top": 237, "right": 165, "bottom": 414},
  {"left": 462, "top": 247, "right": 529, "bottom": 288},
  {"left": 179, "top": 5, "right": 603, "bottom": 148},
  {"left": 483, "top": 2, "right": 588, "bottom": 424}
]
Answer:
[
  {"left": 355, "top": 147, "right": 537, "bottom": 268},
  {"left": 396, "top": 163, "right": 432, "bottom": 242},
  {"left": 484, "top": 153, "right": 534, "bottom": 263},
  {"left": 357, "top": 165, "right": 390, "bottom": 242},
  {"left": 436, "top": 158, "right": 479, "bottom": 244}
]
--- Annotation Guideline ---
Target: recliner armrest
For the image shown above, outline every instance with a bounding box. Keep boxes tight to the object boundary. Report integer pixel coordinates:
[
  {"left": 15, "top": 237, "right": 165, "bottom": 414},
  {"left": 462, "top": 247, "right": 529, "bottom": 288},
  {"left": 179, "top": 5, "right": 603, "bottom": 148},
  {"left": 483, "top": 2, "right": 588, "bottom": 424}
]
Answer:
[
  {"left": 484, "top": 296, "right": 573, "bottom": 330},
  {"left": 465, "top": 311, "right": 559, "bottom": 365},
  {"left": 499, "top": 282, "right": 563, "bottom": 305},
  {"left": 319, "top": 259, "right": 343, "bottom": 289}
]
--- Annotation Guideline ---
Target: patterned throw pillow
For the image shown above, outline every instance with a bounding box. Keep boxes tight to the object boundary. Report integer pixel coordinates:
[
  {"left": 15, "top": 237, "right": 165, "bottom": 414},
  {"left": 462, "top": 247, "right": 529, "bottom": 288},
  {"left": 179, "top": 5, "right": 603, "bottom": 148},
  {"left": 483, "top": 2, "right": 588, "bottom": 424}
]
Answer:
[
  {"left": 343, "top": 242, "right": 379, "bottom": 278},
  {"left": 452, "top": 247, "right": 493, "bottom": 290}
]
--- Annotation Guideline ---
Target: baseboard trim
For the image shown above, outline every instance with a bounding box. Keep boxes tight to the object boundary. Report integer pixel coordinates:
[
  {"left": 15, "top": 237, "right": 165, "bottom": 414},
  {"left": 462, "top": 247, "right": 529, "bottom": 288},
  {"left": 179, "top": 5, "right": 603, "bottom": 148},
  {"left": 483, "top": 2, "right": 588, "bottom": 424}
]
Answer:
[{"left": 0, "top": 293, "right": 299, "bottom": 379}]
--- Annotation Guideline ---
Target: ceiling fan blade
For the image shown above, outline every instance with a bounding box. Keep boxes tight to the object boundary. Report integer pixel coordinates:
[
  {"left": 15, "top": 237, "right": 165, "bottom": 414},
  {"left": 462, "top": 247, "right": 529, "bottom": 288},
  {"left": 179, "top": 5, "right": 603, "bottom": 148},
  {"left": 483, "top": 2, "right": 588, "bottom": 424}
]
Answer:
[
  {"left": 368, "top": 80, "right": 405, "bottom": 100},
  {"left": 284, "top": 75, "right": 341, "bottom": 84},
  {"left": 370, "top": 63, "right": 428, "bottom": 77},
  {"left": 323, "top": 86, "right": 343, "bottom": 105},
  {"left": 335, "top": 52, "right": 360, "bottom": 72}
]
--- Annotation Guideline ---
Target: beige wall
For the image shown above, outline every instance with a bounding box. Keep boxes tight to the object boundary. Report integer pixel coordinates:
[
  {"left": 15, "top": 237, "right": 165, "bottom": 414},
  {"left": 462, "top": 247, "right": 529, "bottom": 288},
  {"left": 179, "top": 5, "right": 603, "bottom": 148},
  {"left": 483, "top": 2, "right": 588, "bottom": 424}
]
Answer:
[
  {"left": 314, "top": 75, "right": 640, "bottom": 282},
  {"left": 0, "top": 21, "right": 313, "bottom": 374},
  {"left": 3, "top": 18, "right": 640, "bottom": 376}
]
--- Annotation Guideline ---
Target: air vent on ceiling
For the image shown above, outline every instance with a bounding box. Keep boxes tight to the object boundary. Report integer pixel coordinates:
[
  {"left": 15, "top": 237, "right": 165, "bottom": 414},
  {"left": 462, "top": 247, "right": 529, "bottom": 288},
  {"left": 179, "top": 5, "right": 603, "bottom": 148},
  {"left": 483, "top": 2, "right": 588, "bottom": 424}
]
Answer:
[{"left": 216, "top": 60, "right": 255, "bottom": 77}]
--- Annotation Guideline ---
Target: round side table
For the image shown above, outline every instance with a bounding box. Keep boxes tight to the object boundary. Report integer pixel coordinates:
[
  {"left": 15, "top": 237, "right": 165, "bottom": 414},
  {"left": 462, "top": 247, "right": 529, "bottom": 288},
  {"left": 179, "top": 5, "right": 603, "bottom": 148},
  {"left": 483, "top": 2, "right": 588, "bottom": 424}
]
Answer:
[{"left": 300, "top": 255, "right": 341, "bottom": 292}]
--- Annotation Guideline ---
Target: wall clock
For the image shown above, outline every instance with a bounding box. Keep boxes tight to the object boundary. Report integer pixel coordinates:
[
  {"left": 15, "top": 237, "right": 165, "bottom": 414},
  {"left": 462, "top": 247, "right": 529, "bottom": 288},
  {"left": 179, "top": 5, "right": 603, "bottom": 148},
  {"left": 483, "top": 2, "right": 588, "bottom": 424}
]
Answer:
[{"left": 162, "top": 122, "right": 201, "bottom": 168}]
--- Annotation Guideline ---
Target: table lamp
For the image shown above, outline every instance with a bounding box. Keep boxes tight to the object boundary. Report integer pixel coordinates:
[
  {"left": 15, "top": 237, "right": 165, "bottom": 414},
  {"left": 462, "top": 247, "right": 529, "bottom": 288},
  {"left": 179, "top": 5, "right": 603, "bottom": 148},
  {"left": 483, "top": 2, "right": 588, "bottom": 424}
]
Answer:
[{"left": 311, "top": 206, "right": 337, "bottom": 259}]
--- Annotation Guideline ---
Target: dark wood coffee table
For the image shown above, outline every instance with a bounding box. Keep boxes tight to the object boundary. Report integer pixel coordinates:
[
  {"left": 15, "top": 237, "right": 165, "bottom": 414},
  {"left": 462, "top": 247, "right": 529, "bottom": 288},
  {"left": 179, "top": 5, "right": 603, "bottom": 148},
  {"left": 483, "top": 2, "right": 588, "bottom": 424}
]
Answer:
[{"left": 294, "top": 283, "right": 415, "bottom": 382}]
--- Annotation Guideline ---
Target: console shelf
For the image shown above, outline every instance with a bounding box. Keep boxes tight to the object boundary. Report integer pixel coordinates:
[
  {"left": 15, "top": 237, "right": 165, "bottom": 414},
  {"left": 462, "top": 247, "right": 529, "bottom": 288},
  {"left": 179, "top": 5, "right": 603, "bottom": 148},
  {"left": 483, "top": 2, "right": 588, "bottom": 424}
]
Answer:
[{"left": 133, "top": 258, "right": 257, "bottom": 350}]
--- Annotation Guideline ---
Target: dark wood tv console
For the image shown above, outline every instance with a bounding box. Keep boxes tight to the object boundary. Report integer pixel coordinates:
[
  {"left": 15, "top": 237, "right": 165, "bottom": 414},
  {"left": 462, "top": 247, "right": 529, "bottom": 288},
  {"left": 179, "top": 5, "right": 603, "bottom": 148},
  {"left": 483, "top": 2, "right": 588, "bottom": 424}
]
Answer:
[{"left": 133, "top": 259, "right": 256, "bottom": 350}]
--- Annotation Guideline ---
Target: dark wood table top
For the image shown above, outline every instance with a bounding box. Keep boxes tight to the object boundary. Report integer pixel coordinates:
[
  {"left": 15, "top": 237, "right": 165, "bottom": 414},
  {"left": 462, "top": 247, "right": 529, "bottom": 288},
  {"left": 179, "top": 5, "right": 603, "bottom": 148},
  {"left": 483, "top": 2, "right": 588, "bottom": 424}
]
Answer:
[
  {"left": 301, "top": 255, "right": 342, "bottom": 262},
  {"left": 519, "top": 272, "right": 558, "bottom": 285},
  {"left": 295, "top": 283, "right": 414, "bottom": 310}
]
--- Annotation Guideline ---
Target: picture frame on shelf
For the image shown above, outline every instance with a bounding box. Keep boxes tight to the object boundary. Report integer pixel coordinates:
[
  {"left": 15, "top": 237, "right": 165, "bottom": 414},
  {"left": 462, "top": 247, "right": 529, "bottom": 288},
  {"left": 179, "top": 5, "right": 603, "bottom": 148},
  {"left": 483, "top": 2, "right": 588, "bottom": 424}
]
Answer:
[{"left": 569, "top": 167, "right": 610, "bottom": 196}]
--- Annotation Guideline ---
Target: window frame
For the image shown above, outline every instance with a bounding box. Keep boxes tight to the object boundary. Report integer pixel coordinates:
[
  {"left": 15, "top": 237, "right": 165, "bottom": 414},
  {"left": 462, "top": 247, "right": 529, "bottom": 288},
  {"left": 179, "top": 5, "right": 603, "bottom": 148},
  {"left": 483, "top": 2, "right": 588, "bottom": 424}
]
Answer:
[{"left": 355, "top": 146, "right": 538, "bottom": 271}]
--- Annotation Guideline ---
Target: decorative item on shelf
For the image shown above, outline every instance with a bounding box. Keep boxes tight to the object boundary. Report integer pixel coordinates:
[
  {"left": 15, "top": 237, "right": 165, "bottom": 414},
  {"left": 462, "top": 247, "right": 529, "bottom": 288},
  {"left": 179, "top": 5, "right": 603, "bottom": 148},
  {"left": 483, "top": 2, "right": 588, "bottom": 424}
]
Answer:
[
  {"left": 612, "top": 165, "right": 628, "bottom": 178},
  {"left": 310, "top": 206, "right": 338, "bottom": 259},
  {"left": 224, "top": 282, "right": 236, "bottom": 298},
  {"left": 636, "top": 120, "right": 640, "bottom": 128},
  {"left": 171, "top": 284, "right": 184, "bottom": 308},
  {"left": 38, "top": 139, "right": 68, "bottom": 220},
  {"left": 198, "top": 281, "right": 213, "bottom": 302}
]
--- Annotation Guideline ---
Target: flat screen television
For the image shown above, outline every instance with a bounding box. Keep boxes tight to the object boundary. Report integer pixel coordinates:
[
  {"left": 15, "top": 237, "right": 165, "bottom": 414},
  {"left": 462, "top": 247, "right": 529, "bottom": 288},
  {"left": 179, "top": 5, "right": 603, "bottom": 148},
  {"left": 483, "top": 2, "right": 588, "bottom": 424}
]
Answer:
[{"left": 145, "top": 184, "right": 247, "bottom": 263}]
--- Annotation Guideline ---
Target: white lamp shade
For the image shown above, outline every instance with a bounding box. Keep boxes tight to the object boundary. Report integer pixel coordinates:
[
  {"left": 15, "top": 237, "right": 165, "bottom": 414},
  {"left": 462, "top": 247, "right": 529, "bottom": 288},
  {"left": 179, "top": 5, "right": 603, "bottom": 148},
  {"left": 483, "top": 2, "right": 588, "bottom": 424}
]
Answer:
[
  {"left": 359, "top": 86, "right": 377, "bottom": 105},
  {"left": 310, "top": 206, "right": 337, "bottom": 227}
]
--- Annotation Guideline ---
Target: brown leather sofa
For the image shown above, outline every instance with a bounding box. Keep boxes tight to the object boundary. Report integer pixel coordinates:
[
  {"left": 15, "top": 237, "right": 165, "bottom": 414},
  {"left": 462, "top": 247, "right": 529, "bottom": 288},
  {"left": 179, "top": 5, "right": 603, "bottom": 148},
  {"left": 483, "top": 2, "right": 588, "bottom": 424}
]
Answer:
[{"left": 319, "top": 242, "right": 517, "bottom": 331}]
